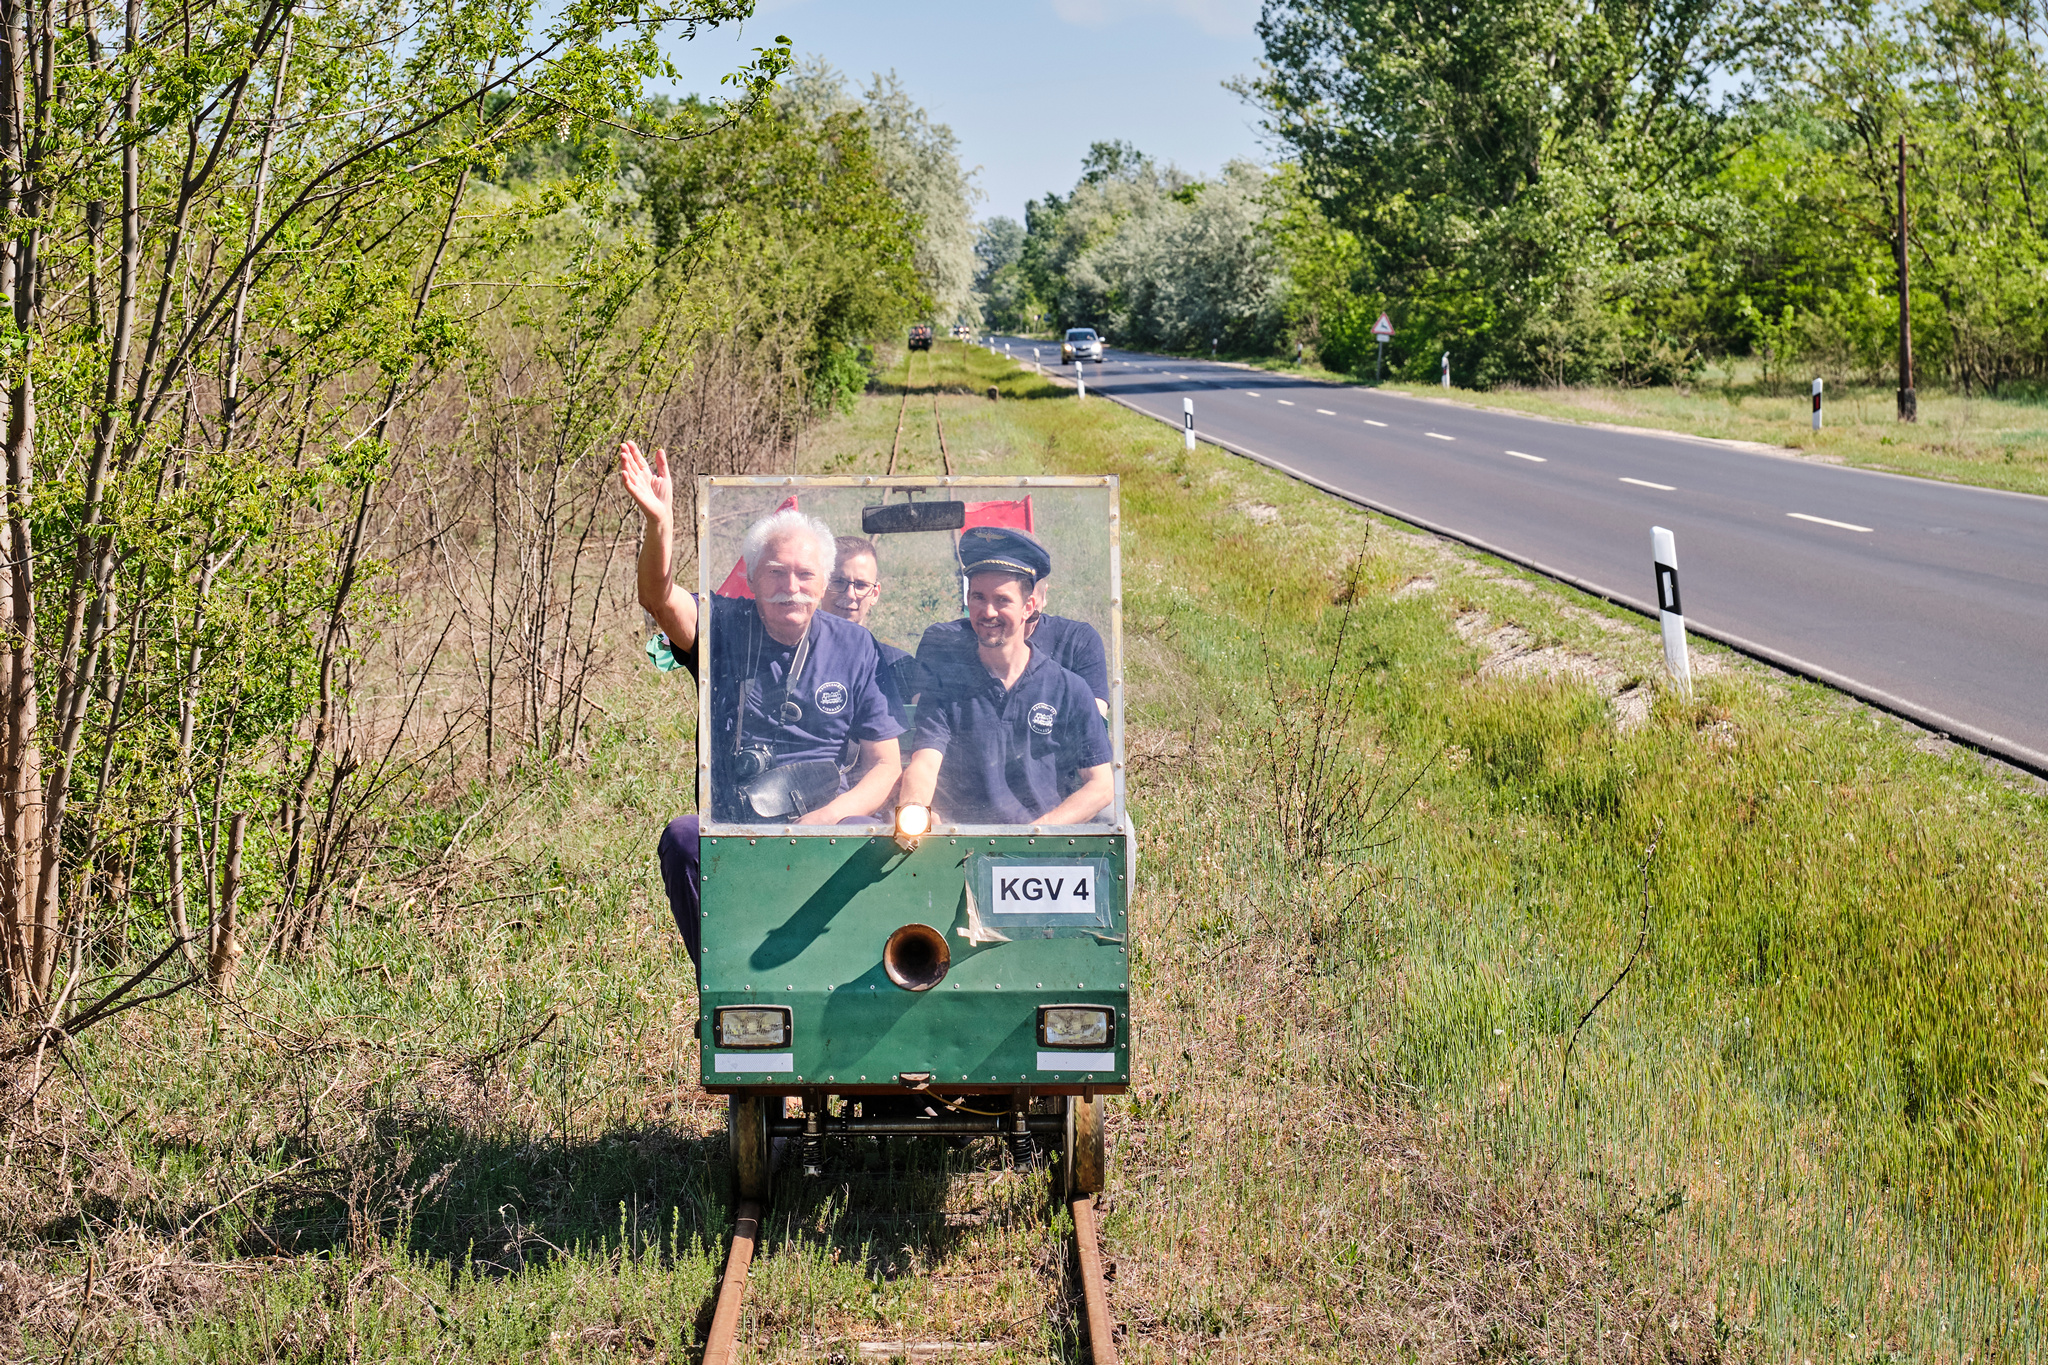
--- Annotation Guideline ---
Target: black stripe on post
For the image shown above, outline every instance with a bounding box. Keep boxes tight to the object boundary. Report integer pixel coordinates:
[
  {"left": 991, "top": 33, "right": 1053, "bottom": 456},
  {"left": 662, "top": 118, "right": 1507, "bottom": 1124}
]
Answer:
[{"left": 1655, "top": 562, "right": 1682, "bottom": 616}]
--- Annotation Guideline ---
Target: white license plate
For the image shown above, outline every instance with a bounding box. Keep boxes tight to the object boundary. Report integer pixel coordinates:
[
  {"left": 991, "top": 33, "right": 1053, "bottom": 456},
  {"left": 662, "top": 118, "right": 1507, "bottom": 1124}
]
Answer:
[
  {"left": 1037, "top": 1050, "right": 1116, "bottom": 1071},
  {"left": 714, "top": 1052, "right": 791, "bottom": 1073},
  {"left": 991, "top": 865, "right": 1096, "bottom": 914}
]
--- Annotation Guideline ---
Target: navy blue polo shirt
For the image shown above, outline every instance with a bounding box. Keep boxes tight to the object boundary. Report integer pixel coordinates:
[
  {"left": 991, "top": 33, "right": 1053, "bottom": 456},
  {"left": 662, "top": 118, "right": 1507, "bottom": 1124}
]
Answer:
[
  {"left": 912, "top": 647, "right": 1113, "bottom": 825},
  {"left": 914, "top": 614, "right": 1109, "bottom": 706},
  {"left": 688, "top": 595, "right": 903, "bottom": 816},
  {"left": 875, "top": 638, "right": 923, "bottom": 720}
]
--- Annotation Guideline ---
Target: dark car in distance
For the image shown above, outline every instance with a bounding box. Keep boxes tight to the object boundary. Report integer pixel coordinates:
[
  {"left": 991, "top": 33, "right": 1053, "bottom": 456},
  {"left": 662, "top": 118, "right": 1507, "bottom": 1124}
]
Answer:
[{"left": 908, "top": 324, "right": 933, "bottom": 351}]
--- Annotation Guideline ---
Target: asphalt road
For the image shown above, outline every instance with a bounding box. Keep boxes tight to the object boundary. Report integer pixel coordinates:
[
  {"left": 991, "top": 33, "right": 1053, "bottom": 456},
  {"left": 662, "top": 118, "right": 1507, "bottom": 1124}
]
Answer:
[{"left": 987, "top": 336, "right": 2048, "bottom": 774}]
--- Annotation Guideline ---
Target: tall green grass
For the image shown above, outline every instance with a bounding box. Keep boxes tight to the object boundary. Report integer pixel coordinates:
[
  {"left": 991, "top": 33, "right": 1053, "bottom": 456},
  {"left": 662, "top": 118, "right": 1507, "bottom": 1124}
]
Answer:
[
  {"left": 886, "top": 343, "right": 2048, "bottom": 1354},
  {"left": 9, "top": 339, "right": 2045, "bottom": 1360}
]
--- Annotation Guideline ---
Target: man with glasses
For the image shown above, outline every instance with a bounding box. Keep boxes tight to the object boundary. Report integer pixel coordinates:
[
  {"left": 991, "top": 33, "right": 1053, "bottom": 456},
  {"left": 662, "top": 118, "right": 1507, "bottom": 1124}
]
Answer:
[{"left": 824, "top": 536, "right": 924, "bottom": 704}]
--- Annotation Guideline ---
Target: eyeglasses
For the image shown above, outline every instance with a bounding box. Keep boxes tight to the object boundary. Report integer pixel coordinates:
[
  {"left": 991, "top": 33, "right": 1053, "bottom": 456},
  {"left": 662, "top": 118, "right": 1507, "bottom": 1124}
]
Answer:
[{"left": 828, "top": 575, "right": 877, "bottom": 596}]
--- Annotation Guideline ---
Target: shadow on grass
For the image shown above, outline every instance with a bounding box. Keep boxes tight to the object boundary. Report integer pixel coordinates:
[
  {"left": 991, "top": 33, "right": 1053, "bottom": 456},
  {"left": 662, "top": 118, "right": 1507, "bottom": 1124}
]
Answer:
[
  {"left": 196, "top": 1118, "right": 730, "bottom": 1275},
  {"left": 129, "top": 1109, "right": 1031, "bottom": 1292},
  {"left": 873, "top": 376, "right": 1072, "bottom": 401},
  {"left": 754, "top": 1133, "right": 1049, "bottom": 1281}
]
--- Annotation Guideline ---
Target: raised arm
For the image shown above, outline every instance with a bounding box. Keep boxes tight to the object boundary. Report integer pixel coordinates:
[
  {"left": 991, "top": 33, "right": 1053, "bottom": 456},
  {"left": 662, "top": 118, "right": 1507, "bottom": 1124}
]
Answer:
[{"left": 621, "top": 441, "right": 698, "bottom": 650}]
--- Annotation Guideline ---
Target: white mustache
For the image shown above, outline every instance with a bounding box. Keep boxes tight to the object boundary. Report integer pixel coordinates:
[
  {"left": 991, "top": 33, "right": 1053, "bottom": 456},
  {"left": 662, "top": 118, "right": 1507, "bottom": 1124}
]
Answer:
[{"left": 767, "top": 592, "right": 816, "bottom": 606}]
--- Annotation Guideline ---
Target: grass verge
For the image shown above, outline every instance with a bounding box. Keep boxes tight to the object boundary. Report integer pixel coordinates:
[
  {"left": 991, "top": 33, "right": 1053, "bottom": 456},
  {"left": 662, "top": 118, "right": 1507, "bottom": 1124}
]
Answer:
[{"left": 5, "top": 341, "right": 2045, "bottom": 1362}]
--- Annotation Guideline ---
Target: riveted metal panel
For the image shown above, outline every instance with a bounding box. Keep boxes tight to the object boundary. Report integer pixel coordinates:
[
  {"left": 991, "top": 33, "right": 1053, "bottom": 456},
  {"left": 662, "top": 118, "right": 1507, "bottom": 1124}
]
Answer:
[{"left": 698, "top": 833, "right": 1131, "bottom": 1090}]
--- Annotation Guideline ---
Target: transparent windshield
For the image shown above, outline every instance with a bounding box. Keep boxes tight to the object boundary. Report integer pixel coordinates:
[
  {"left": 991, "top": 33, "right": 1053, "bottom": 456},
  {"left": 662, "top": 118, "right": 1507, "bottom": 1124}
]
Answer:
[{"left": 696, "top": 478, "right": 1122, "bottom": 835}]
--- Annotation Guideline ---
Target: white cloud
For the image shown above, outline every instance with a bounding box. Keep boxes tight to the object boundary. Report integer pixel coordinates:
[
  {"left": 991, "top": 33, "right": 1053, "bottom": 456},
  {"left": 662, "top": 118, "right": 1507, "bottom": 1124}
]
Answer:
[{"left": 1047, "top": 0, "right": 1259, "bottom": 39}]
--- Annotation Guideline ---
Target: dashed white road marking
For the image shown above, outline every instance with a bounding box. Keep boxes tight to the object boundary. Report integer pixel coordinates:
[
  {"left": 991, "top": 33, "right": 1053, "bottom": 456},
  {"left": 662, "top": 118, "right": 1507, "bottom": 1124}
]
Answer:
[
  {"left": 1313, "top": 408, "right": 1334, "bottom": 415},
  {"left": 1505, "top": 450, "right": 1546, "bottom": 462},
  {"left": 1277, "top": 399, "right": 1295, "bottom": 405},
  {"left": 1363, "top": 419, "right": 1387, "bottom": 427},
  {"left": 1620, "top": 477, "right": 1676, "bottom": 490},
  {"left": 1788, "top": 512, "right": 1874, "bottom": 533},
  {"left": 1425, "top": 432, "right": 1454, "bottom": 441}
]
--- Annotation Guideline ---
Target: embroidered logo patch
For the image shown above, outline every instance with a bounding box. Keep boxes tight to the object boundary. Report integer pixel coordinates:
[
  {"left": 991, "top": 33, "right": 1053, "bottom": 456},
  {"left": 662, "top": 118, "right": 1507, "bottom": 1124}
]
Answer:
[
  {"left": 814, "top": 681, "right": 848, "bottom": 716},
  {"left": 1028, "top": 702, "right": 1058, "bottom": 735}
]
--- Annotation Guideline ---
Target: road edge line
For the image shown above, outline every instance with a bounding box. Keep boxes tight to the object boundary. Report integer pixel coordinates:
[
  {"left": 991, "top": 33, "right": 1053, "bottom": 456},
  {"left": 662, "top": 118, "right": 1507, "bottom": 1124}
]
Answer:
[{"left": 1096, "top": 388, "right": 2048, "bottom": 782}]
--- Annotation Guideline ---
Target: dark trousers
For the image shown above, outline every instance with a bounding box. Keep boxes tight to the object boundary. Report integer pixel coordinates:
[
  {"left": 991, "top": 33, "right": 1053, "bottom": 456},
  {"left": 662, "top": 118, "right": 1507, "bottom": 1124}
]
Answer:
[
  {"left": 658, "top": 814, "right": 702, "bottom": 969},
  {"left": 659, "top": 810, "right": 883, "bottom": 971}
]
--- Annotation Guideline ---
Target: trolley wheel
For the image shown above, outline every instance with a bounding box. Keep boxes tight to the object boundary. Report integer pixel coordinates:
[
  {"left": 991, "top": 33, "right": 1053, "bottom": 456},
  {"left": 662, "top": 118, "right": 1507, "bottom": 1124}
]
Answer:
[
  {"left": 728, "top": 1094, "right": 772, "bottom": 1201},
  {"left": 1061, "top": 1095, "right": 1106, "bottom": 1198}
]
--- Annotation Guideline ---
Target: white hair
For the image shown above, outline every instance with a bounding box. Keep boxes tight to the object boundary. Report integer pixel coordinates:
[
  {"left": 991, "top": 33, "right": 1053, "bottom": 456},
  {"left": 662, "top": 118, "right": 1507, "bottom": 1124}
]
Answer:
[{"left": 741, "top": 508, "right": 836, "bottom": 577}]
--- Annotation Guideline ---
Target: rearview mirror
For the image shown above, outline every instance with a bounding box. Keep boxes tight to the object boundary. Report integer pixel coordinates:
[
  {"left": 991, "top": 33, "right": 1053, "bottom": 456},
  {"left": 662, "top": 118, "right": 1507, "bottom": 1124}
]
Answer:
[{"left": 862, "top": 500, "right": 968, "bottom": 535}]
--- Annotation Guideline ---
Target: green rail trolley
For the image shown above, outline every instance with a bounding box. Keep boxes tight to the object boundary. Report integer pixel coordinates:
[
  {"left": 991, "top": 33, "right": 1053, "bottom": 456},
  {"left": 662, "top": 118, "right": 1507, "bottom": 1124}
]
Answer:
[{"left": 693, "top": 476, "right": 1132, "bottom": 1201}]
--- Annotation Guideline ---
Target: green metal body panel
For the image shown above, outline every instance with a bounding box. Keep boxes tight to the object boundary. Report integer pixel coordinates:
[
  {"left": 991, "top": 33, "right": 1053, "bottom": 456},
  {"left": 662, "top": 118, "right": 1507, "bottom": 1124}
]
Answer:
[{"left": 698, "top": 833, "right": 1131, "bottom": 1092}]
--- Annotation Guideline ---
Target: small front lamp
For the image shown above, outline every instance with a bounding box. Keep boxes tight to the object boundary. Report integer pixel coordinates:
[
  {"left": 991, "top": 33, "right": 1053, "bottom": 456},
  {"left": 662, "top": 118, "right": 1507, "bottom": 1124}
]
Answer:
[{"left": 894, "top": 802, "right": 930, "bottom": 851}]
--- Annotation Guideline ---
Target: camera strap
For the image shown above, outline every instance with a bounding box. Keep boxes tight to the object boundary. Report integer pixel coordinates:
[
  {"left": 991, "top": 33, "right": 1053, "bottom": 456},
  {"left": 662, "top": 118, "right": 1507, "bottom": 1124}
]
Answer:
[{"left": 732, "top": 621, "right": 815, "bottom": 759}]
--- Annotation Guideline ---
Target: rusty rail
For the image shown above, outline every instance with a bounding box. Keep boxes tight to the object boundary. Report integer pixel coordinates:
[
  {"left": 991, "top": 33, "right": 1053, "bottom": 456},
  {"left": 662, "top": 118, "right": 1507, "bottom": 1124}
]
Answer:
[
  {"left": 1071, "top": 1194, "right": 1118, "bottom": 1365},
  {"left": 700, "top": 1185, "right": 1118, "bottom": 1362},
  {"left": 701, "top": 1199, "right": 762, "bottom": 1365},
  {"left": 932, "top": 392, "right": 953, "bottom": 476}
]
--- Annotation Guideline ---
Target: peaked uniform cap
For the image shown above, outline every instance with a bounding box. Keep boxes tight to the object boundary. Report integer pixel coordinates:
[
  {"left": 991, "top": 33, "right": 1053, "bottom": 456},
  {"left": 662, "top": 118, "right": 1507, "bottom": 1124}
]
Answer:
[{"left": 958, "top": 526, "right": 1052, "bottom": 582}]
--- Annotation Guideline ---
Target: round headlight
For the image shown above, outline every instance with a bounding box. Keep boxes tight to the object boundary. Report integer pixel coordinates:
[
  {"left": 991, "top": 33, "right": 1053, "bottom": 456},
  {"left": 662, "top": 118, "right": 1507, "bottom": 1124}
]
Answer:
[{"left": 895, "top": 802, "right": 930, "bottom": 838}]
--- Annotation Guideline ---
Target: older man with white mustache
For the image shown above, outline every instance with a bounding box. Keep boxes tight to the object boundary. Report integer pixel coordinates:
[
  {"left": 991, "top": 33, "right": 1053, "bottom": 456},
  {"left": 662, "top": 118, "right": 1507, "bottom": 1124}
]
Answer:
[{"left": 621, "top": 441, "right": 904, "bottom": 967}]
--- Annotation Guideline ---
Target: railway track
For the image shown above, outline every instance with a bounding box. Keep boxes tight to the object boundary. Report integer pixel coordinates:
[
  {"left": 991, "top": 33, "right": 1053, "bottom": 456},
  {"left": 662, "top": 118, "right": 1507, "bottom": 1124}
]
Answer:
[
  {"left": 886, "top": 346, "right": 955, "bottom": 477},
  {"left": 698, "top": 1154, "right": 1120, "bottom": 1363},
  {"left": 697, "top": 405, "right": 1114, "bottom": 1362}
]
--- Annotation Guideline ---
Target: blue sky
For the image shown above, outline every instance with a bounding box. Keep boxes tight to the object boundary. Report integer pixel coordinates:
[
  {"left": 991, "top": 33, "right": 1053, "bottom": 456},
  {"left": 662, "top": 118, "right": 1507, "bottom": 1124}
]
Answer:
[{"left": 657, "top": 0, "right": 1270, "bottom": 225}]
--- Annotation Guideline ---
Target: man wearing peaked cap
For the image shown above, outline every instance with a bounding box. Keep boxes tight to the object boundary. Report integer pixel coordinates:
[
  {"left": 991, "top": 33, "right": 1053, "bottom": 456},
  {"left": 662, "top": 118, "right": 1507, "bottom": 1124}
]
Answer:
[
  {"left": 913, "top": 526, "right": 1109, "bottom": 714},
  {"left": 897, "top": 528, "right": 1113, "bottom": 826},
  {"left": 957, "top": 524, "right": 1051, "bottom": 580}
]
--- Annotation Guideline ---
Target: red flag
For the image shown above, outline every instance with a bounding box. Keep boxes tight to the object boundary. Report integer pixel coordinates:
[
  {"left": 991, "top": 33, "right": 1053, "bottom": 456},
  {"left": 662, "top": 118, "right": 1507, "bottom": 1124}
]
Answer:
[
  {"left": 715, "top": 495, "right": 799, "bottom": 598},
  {"left": 962, "top": 495, "right": 1033, "bottom": 532}
]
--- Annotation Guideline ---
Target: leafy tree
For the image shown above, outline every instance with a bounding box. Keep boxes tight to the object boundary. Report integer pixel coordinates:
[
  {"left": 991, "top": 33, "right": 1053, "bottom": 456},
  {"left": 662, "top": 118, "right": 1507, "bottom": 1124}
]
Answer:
[
  {"left": 774, "top": 58, "right": 980, "bottom": 327},
  {"left": 1266, "top": 165, "right": 1375, "bottom": 372},
  {"left": 1725, "top": 0, "right": 2048, "bottom": 390},
  {"left": 974, "top": 216, "right": 1033, "bottom": 330},
  {"left": 1081, "top": 139, "right": 1147, "bottom": 185},
  {"left": 644, "top": 93, "right": 925, "bottom": 402},
  {"left": 1246, "top": 0, "right": 1807, "bottom": 383},
  {"left": 1074, "top": 163, "right": 1285, "bottom": 352},
  {"left": 0, "top": 0, "right": 787, "bottom": 1017}
]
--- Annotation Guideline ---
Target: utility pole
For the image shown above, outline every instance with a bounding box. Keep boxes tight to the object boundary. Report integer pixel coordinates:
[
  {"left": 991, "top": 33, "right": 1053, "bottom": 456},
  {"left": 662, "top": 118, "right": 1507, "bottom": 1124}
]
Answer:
[{"left": 1897, "top": 133, "right": 1916, "bottom": 422}]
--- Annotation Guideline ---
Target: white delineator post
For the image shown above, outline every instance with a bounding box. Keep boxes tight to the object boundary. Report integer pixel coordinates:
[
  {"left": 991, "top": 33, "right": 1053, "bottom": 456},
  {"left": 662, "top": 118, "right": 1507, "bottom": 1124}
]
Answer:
[
  {"left": 1183, "top": 396, "right": 1195, "bottom": 450},
  {"left": 1077, "top": 363, "right": 1085, "bottom": 400},
  {"left": 1440, "top": 351, "right": 1450, "bottom": 388},
  {"left": 1651, "top": 526, "right": 1692, "bottom": 696},
  {"left": 1811, "top": 377, "right": 1823, "bottom": 431}
]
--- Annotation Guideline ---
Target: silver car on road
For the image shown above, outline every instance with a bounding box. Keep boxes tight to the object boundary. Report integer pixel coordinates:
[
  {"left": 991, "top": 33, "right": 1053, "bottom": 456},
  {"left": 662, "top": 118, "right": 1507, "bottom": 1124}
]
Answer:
[{"left": 1061, "top": 327, "right": 1104, "bottom": 363}]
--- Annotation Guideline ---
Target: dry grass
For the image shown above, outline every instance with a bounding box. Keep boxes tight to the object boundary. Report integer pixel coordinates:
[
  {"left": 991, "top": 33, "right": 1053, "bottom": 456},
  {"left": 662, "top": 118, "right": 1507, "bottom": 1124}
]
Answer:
[{"left": 3, "top": 341, "right": 2045, "bottom": 1362}]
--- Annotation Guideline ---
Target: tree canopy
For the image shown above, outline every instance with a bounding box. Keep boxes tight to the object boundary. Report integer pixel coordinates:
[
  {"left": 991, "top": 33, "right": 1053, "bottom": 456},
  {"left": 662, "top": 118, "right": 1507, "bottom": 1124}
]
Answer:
[{"left": 990, "top": 0, "right": 2048, "bottom": 392}]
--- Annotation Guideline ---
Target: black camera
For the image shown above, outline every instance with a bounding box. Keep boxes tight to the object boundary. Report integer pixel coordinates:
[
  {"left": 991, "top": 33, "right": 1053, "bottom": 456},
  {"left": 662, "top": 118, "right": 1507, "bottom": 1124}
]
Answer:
[{"left": 734, "top": 745, "right": 776, "bottom": 781}]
